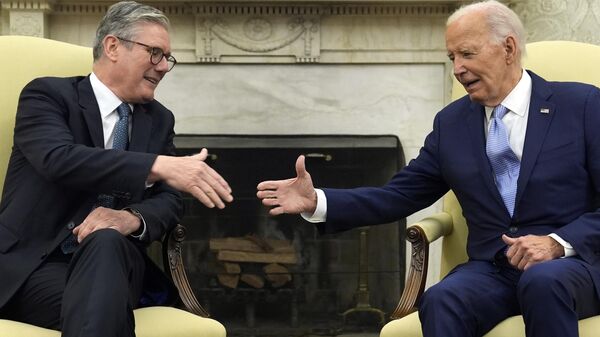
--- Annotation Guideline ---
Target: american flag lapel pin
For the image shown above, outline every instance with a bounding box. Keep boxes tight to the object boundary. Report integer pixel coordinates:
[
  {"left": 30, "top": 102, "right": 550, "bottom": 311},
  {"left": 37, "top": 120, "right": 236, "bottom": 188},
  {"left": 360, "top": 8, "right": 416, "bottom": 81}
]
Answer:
[{"left": 540, "top": 108, "right": 550, "bottom": 114}]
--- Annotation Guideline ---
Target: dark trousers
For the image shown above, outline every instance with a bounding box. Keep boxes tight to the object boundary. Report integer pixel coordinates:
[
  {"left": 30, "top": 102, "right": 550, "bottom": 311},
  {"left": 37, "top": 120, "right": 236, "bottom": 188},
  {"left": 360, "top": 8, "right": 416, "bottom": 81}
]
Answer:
[
  {"left": 4, "top": 229, "right": 145, "bottom": 337},
  {"left": 418, "top": 258, "right": 600, "bottom": 337}
]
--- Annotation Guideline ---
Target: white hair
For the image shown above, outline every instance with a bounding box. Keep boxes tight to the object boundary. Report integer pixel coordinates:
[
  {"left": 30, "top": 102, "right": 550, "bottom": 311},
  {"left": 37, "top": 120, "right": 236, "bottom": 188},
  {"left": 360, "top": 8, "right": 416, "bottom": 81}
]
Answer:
[{"left": 447, "top": 0, "right": 527, "bottom": 59}]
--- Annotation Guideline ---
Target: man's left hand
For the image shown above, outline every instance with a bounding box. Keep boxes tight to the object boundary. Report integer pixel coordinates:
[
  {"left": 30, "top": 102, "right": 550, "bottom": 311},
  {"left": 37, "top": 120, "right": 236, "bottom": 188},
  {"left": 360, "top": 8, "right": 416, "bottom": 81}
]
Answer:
[
  {"left": 73, "top": 207, "right": 141, "bottom": 243},
  {"left": 502, "top": 234, "right": 564, "bottom": 270}
]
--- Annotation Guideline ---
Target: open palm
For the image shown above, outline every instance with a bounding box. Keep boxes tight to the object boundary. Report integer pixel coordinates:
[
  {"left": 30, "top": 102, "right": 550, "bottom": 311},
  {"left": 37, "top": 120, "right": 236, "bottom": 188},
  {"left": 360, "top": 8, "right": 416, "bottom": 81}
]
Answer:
[{"left": 256, "top": 155, "right": 317, "bottom": 216}]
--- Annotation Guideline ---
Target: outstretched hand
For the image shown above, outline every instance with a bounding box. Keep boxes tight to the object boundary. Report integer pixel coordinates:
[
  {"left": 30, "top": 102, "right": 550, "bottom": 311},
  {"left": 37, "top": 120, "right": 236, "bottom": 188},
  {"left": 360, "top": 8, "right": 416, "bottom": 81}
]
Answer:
[
  {"left": 149, "top": 148, "right": 233, "bottom": 209},
  {"left": 502, "top": 234, "right": 564, "bottom": 270},
  {"left": 256, "top": 155, "right": 317, "bottom": 216}
]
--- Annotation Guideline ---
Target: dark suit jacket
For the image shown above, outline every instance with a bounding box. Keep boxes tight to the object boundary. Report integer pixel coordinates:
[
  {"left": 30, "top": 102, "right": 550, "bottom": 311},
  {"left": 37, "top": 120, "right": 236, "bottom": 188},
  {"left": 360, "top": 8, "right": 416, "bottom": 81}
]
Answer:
[
  {"left": 0, "top": 75, "right": 183, "bottom": 309},
  {"left": 317, "top": 71, "right": 600, "bottom": 296}
]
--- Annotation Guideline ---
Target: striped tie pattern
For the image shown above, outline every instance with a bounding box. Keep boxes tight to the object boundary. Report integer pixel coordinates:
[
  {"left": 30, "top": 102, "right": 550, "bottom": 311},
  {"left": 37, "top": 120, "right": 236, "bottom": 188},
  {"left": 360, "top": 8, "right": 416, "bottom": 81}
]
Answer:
[
  {"left": 486, "top": 104, "right": 520, "bottom": 217},
  {"left": 95, "top": 102, "right": 131, "bottom": 209},
  {"left": 60, "top": 102, "right": 131, "bottom": 254}
]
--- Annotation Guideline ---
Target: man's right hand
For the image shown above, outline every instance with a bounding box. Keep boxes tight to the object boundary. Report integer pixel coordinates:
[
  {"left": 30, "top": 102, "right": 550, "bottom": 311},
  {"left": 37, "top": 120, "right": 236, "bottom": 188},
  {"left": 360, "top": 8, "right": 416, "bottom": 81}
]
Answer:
[
  {"left": 149, "top": 148, "right": 233, "bottom": 208},
  {"left": 256, "top": 155, "right": 317, "bottom": 216}
]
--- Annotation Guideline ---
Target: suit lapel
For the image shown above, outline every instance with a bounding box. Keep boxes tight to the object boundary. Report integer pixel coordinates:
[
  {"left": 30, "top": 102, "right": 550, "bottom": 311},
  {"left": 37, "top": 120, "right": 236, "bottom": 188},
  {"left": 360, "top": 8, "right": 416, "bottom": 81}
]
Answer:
[
  {"left": 515, "top": 72, "right": 555, "bottom": 209},
  {"left": 77, "top": 76, "right": 104, "bottom": 148},
  {"left": 129, "top": 104, "right": 152, "bottom": 152},
  {"left": 466, "top": 101, "right": 507, "bottom": 209}
]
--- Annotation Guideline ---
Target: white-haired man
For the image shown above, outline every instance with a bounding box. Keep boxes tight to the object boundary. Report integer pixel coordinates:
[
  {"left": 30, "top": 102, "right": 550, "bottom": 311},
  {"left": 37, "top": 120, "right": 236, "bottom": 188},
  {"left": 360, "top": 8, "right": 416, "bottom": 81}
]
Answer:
[{"left": 257, "top": 1, "right": 600, "bottom": 336}]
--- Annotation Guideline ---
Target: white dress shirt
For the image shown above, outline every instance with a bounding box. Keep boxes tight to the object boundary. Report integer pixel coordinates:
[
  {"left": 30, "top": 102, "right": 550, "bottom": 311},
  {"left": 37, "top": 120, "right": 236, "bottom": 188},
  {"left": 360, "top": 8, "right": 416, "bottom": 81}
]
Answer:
[
  {"left": 304, "top": 69, "right": 574, "bottom": 257},
  {"left": 89, "top": 73, "right": 147, "bottom": 239}
]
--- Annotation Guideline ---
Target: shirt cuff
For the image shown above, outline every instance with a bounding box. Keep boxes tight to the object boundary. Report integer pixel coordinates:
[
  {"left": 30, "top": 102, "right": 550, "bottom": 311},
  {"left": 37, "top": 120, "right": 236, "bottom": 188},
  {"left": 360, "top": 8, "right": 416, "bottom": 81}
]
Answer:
[
  {"left": 548, "top": 233, "right": 576, "bottom": 257},
  {"left": 301, "top": 189, "right": 327, "bottom": 223},
  {"left": 125, "top": 207, "right": 147, "bottom": 240}
]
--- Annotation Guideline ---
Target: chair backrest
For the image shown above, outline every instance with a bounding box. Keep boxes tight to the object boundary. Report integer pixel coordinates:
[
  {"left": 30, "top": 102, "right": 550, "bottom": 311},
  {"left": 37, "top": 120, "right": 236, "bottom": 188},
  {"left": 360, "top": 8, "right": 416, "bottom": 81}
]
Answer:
[
  {"left": 0, "top": 36, "right": 93, "bottom": 195},
  {"left": 440, "top": 41, "right": 600, "bottom": 278}
]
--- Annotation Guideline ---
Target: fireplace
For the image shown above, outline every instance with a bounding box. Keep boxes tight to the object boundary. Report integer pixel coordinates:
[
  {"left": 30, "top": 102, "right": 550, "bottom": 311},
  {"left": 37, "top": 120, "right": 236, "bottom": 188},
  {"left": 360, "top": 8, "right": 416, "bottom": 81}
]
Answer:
[{"left": 174, "top": 134, "right": 405, "bottom": 336}]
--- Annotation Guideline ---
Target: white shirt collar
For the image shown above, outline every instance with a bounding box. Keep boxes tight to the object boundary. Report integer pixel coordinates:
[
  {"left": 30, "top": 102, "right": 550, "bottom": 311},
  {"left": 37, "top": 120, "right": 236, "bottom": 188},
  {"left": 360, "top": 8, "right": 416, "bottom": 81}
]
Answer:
[
  {"left": 485, "top": 69, "right": 532, "bottom": 119},
  {"left": 89, "top": 72, "right": 126, "bottom": 120}
]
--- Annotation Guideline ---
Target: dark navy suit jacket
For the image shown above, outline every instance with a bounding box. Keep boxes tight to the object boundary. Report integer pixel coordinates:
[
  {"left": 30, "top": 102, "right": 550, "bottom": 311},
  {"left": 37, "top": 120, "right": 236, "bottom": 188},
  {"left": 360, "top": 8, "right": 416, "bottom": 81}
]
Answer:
[
  {"left": 317, "top": 71, "right": 600, "bottom": 298},
  {"left": 0, "top": 75, "right": 182, "bottom": 309}
]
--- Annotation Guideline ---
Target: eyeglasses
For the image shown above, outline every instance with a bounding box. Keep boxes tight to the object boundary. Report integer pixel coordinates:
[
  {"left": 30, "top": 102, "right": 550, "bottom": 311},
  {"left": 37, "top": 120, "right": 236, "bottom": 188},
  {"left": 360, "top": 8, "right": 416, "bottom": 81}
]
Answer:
[{"left": 117, "top": 37, "right": 177, "bottom": 72}]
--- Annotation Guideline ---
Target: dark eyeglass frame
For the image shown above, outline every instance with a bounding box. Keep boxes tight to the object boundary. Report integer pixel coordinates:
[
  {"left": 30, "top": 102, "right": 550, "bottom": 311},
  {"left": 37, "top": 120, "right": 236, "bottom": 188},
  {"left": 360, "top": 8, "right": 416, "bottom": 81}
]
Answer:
[{"left": 116, "top": 36, "right": 177, "bottom": 72}]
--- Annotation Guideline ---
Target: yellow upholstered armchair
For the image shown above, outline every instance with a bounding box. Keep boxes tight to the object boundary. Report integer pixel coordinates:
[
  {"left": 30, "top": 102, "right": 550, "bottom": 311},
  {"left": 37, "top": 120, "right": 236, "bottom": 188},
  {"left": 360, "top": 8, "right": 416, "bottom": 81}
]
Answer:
[
  {"left": 381, "top": 41, "right": 600, "bottom": 337},
  {"left": 0, "top": 36, "right": 225, "bottom": 337}
]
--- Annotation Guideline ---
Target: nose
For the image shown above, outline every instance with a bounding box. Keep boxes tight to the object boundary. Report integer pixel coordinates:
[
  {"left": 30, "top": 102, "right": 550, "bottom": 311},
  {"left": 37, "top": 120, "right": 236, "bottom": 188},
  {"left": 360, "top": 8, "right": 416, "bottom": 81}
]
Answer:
[
  {"left": 155, "top": 55, "right": 170, "bottom": 72},
  {"left": 453, "top": 58, "right": 466, "bottom": 77}
]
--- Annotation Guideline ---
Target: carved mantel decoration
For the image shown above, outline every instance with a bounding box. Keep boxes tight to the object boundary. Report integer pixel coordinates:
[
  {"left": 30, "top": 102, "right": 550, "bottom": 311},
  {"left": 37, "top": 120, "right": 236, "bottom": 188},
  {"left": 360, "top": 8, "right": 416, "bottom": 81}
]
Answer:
[
  {"left": 195, "top": 13, "right": 321, "bottom": 63},
  {"left": 187, "top": 2, "right": 455, "bottom": 63},
  {"left": 0, "top": 0, "right": 463, "bottom": 64}
]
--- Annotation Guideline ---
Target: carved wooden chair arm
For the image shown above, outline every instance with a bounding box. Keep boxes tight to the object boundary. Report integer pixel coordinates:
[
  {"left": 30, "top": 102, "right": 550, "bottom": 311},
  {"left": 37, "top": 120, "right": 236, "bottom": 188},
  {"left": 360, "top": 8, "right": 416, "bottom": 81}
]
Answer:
[
  {"left": 162, "top": 224, "right": 210, "bottom": 317},
  {"left": 390, "top": 213, "right": 453, "bottom": 319}
]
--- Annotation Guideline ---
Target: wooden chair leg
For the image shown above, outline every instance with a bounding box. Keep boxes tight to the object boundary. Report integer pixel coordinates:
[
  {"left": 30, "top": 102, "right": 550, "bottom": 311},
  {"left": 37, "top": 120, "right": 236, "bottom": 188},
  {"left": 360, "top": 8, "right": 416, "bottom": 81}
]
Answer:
[{"left": 163, "top": 224, "right": 210, "bottom": 317}]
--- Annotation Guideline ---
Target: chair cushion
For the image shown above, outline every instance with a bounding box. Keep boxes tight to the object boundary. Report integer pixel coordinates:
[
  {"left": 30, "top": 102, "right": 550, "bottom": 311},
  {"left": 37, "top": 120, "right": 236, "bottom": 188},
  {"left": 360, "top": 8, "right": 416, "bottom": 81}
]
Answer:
[
  {"left": 380, "top": 312, "right": 421, "bottom": 337},
  {"left": 0, "top": 306, "right": 225, "bottom": 337},
  {"left": 0, "top": 319, "right": 60, "bottom": 337},
  {"left": 135, "top": 307, "right": 226, "bottom": 337},
  {"left": 380, "top": 312, "right": 600, "bottom": 337}
]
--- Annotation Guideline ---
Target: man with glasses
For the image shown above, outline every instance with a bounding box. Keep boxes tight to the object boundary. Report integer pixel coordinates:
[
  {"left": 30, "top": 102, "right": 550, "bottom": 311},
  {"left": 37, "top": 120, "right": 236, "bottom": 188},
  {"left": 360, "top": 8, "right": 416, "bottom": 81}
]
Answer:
[
  {"left": 115, "top": 36, "right": 177, "bottom": 72},
  {"left": 0, "top": 1, "right": 233, "bottom": 336}
]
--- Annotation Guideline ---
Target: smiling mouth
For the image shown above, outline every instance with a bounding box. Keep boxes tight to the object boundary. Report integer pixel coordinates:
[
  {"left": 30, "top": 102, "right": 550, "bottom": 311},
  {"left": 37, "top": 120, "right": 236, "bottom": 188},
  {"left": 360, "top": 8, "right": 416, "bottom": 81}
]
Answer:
[{"left": 145, "top": 76, "right": 159, "bottom": 85}]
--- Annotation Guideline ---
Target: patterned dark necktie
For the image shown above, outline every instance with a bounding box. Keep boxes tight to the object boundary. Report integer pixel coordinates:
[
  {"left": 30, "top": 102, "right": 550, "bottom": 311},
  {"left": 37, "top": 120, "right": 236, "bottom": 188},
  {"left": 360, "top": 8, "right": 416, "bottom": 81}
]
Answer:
[
  {"left": 486, "top": 104, "right": 520, "bottom": 217},
  {"left": 61, "top": 102, "right": 131, "bottom": 254}
]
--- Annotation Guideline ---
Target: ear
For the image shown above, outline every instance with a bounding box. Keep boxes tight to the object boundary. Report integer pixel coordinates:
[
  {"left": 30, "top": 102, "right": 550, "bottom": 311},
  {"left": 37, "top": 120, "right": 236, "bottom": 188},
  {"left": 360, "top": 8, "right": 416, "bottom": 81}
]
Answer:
[
  {"left": 102, "top": 35, "right": 120, "bottom": 62},
  {"left": 504, "top": 35, "right": 519, "bottom": 65}
]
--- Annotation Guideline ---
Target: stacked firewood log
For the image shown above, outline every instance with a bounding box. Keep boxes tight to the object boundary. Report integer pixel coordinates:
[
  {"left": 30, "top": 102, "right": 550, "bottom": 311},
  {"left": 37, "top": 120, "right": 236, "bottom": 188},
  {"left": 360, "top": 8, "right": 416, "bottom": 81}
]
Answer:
[{"left": 209, "top": 235, "right": 296, "bottom": 289}]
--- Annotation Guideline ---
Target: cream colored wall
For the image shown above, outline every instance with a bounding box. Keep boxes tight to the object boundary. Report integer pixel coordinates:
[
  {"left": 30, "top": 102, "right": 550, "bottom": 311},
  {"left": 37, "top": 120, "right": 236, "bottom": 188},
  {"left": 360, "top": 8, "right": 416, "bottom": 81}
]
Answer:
[{"left": 514, "top": 0, "right": 600, "bottom": 45}]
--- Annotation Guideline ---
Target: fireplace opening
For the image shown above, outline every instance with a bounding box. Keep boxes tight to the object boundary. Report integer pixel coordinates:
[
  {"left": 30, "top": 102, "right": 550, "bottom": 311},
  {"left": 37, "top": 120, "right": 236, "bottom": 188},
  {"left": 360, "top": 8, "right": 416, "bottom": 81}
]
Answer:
[{"left": 173, "top": 134, "right": 406, "bottom": 336}]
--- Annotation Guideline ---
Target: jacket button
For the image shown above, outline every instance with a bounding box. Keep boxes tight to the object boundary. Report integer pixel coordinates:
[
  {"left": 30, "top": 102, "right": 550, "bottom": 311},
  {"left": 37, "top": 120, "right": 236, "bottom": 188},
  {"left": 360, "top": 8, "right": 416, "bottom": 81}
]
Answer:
[
  {"left": 509, "top": 226, "right": 518, "bottom": 234},
  {"left": 67, "top": 222, "right": 75, "bottom": 230}
]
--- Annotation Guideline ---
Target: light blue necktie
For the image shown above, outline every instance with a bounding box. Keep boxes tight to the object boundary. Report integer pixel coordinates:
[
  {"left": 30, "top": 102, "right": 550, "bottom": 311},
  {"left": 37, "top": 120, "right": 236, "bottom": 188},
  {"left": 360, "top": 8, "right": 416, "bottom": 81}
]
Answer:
[
  {"left": 61, "top": 102, "right": 131, "bottom": 254},
  {"left": 486, "top": 104, "right": 520, "bottom": 217}
]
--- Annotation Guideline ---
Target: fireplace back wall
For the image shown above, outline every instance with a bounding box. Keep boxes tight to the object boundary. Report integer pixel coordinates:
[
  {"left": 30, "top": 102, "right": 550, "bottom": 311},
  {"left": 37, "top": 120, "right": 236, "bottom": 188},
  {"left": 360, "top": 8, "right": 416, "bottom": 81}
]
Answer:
[{"left": 174, "top": 135, "right": 405, "bottom": 334}]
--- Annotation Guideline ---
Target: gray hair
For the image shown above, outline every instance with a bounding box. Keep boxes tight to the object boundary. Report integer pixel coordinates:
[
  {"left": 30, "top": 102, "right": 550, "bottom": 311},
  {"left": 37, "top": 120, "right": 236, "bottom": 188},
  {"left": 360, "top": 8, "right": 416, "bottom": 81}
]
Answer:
[
  {"left": 447, "top": 0, "right": 527, "bottom": 59},
  {"left": 93, "top": 1, "right": 170, "bottom": 61}
]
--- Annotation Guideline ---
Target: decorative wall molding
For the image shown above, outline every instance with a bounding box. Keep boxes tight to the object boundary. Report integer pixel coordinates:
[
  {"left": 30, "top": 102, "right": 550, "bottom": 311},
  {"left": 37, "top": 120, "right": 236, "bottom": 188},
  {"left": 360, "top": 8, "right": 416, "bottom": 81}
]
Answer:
[
  {"left": 185, "top": 2, "right": 453, "bottom": 62},
  {"left": 187, "top": 3, "right": 454, "bottom": 16},
  {"left": 196, "top": 15, "right": 320, "bottom": 63},
  {"left": 2, "top": 0, "right": 52, "bottom": 37},
  {"left": 513, "top": 0, "right": 600, "bottom": 45},
  {"left": 0, "top": 1, "right": 456, "bottom": 63},
  {"left": 35, "top": 2, "right": 458, "bottom": 16},
  {"left": 51, "top": 2, "right": 108, "bottom": 15},
  {"left": 1, "top": 0, "right": 52, "bottom": 11},
  {"left": 10, "top": 11, "right": 44, "bottom": 36}
]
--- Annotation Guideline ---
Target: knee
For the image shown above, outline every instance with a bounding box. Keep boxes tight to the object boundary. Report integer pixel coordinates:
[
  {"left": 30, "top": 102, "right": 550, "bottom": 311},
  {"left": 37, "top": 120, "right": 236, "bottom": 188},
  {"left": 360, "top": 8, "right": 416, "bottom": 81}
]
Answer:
[
  {"left": 75, "top": 228, "right": 143, "bottom": 271},
  {"left": 80, "top": 228, "right": 131, "bottom": 257},
  {"left": 85, "top": 228, "right": 127, "bottom": 246},
  {"left": 517, "top": 263, "right": 568, "bottom": 302},
  {"left": 419, "top": 281, "right": 464, "bottom": 313}
]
